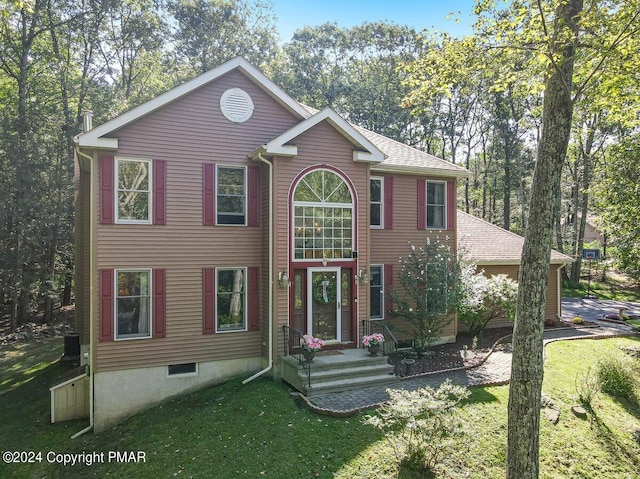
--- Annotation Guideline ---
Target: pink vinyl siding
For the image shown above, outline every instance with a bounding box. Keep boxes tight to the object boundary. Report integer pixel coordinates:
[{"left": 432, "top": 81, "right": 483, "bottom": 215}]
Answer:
[
  {"left": 479, "top": 264, "right": 560, "bottom": 328},
  {"left": 272, "top": 120, "right": 370, "bottom": 351},
  {"left": 94, "top": 69, "right": 298, "bottom": 372},
  {"left": 371, "top": 175, "right": 458, "bottom": 340}
]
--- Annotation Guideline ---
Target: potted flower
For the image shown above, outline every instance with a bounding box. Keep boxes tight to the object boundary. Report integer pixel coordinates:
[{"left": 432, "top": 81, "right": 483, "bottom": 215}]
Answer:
[
  {"left": 362, "top": 333, "right": 384, "bottom": 356},
  {"left": 301, "top": 334, "right": 324, "bottom": 361}
]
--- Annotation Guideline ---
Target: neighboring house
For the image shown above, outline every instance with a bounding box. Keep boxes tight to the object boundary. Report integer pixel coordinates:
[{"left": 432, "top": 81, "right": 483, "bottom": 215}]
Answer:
[
  {"left": 561, "top": 212, "right": 606, "bottom": 248},
  {"left": 457, "top": 211, "right": 573, "bottom": 328},
  {"left": 73, "top": 57, "right": 468, "bottom": 431}
]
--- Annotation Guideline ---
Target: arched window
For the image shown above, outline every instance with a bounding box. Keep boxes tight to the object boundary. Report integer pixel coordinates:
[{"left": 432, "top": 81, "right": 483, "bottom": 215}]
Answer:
[{"left": 292, "top": 169, "right": 354, "bottom": 260}]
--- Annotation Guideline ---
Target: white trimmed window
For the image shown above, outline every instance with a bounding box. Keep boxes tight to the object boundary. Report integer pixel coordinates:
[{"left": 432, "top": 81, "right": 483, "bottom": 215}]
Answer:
[
  {"left": 369, "top": 265, "right": 384, "bottom": 319},
  {"left": 116, "top": 158, "right": 152, "bottom": 223},
  {"left": 426, "top": 181, "right": 446, "bottom": 229},
  {"left": 292, "top": 169, "right": 354, "bottom": 260},
  {"left": 370, "top": 177, "right": 383, "bottom": 228},
  {"left": 115, "top": 269, "right": 151, "bottom": 339},
  {"left": 216, "top": 165, "right": 246, "bottom": 225},
  {"left": 216, "top": 268, "right": 247, "bottom": 332}
]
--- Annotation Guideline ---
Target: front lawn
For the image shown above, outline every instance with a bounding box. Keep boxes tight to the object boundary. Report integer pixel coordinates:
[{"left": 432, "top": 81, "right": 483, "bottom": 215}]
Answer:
[{"left": 1, "top": 336, "right": 639, "bottom": 478}]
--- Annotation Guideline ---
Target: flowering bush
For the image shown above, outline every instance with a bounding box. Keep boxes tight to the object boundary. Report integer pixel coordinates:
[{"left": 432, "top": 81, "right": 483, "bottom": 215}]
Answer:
[
  {"left": 363, "top": 380, "right": 470, "bottom": 475},
  {"left": 458, "top": 265, "right": 518, "bottom": 334},
  {"left": 302, "top": 334, "right": 324, "bottom": 352},
  {"left": 362, "top": 333, "right": 384, "bottom": 347}
]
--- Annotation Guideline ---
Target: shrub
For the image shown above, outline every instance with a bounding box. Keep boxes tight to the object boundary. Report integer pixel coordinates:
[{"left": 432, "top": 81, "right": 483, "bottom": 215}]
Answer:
[
  {"left": 572, "top": 316, "right": 585, "bottom": 325},
  {"left": 363, "top": 380, "right": 470, "bottom": 476},
  {"left": 596, "top": 355, "right": 637, "bottom": 404},
  {"left": 575, "top": 366, "right": 599, "bottom": 407},
  {"left": 390, "top": 238, "right": 463, "bottom": 351}
]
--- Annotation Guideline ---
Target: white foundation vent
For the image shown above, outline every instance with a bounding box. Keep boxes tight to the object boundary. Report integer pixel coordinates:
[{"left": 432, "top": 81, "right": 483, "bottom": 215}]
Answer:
[{"left": 220, "top": 88, "right": 254, "bottom": 123}]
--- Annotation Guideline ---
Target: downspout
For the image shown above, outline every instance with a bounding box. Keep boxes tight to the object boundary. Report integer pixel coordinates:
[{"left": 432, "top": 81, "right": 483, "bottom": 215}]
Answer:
[
  {"left": 556, "top": 263, "right": 569, "bottom": 321},
  {"left": 71, "top": 144, "right": 95, "bottom": 438},
  {"left": 243, "top": 152, "right": 274, "bottom": 384}
]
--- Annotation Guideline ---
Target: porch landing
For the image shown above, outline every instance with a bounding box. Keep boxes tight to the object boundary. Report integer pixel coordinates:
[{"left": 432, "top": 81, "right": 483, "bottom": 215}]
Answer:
[{"left": 281, "top": 348, "right": 398, "bottom": 396}]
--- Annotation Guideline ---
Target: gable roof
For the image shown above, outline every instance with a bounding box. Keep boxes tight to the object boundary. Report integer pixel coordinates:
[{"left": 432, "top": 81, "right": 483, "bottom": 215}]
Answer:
[
  {"left": 76, "top": 56, "right": 468, "bottom": 178},
  {"left": 251, "top": 107, "right": 386, "bottom": 163},
  {"left": 457, "top": 210, "right": 573, "bottom": 265},
  {"left": 300, "top": 105, "right": 467, "bottom": 178},
  {"left": 76, "top": 57, "right": 310, "bottom": 150},
  {"left": 362, "top": 126, "right": 467, "bottom": 178}
]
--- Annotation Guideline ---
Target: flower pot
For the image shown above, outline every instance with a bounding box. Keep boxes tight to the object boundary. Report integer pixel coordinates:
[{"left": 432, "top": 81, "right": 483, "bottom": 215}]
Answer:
[
  {"left": 303, "top": 349, "right": 316, "bottom": 362},
  {"left": 367, "top": 344, "right": 380, "bottom": 357}
]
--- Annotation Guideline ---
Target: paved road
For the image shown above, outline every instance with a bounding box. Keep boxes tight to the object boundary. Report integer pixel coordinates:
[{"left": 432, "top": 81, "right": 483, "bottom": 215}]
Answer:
[{"left": 562, "top": 297, "right": 640, "bottom": 320}]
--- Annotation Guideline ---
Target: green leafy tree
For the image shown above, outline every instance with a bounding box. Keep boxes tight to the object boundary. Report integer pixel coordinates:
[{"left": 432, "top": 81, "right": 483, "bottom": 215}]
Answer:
[
  {"left": 470, "top": 1, "right": 640, "bottom": 477},
  {"left": 167, "top": 0, "right": 279, "bottom": 77},
  {"left": 390, "top": 237, "right": 462, "bottom": 351},
  {"left": 593, "top": 137, "right": 640, "bottom": 281},
  {"left": 276, "top": 21, "right": 424, "bottom": 144}
]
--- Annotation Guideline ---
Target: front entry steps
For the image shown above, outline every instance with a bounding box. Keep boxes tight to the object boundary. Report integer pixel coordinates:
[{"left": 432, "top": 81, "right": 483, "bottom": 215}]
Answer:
[{"left": 281, "top": 348, "right": 399, "bottom": 396}]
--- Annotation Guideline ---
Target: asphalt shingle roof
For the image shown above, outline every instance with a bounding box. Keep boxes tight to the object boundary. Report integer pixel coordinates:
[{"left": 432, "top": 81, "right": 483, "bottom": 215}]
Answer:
[{"left": 457, "top": 210, "right": 573, "bottom": 264}]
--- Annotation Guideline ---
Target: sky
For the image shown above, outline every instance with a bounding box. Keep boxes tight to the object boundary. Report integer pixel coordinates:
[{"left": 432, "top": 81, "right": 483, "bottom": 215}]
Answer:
[{"left": 271, "top": 0, "right": 477, "bottom": 42}]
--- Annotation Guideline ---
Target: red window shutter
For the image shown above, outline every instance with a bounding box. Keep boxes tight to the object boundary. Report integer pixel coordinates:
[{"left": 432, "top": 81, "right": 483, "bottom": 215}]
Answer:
[
  {"left": 153, "top": 269, "right": 166, "bottom": 338},
  {"left": 417, "top": 178, "right": 426, "bottom": 230},
  {"left": 203, "top": 268, "right": 215, "bottom": 334},
  {"left": 203, "top": 164, "right": 215, "bottom": 226},
  {"left": 384, "top": 264, "right": 394, "bottom": 315},
  {"left": 248, "top": 267, "right": 260, "bottom": 331},
  {"left": 248, "top": 166, "right": 260, "bottom": 227},
  {"left": 153, "top": 160, "right": 167, "bottom": 225},
  {"left": 384, "top": 177, "right": 393, "bottom": 229},
  {"left": 99, "top": 156, "right": 115, "bottom": 224},
  {"left": 447, "top": 179, "right": 456, "bottom": 231},
  {"left": 99, "top": 269, "right": 114, "bottom": 342}
]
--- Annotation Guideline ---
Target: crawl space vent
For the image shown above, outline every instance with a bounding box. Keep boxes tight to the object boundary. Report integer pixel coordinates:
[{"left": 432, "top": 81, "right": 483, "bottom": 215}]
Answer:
[{"left": 220, "top": 88, "right": 254, "bottom": 123}]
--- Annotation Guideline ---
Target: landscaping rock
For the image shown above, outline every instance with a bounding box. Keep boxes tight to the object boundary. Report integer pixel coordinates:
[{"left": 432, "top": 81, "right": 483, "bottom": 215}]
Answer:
[
  {"left": 571, "top": 405, "right": 588, "bottom": 418},
  {"left": 541, "top": 392, "right": 557, "bottom": 410},
  {"left": 544, "top": 408, "right": 560, "bottom": 424}
]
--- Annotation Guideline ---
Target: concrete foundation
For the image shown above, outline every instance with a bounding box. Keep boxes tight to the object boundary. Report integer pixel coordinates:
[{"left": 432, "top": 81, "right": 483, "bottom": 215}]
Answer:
[{"left": 94, "top": 356, "right": 262, "bottom": 431}]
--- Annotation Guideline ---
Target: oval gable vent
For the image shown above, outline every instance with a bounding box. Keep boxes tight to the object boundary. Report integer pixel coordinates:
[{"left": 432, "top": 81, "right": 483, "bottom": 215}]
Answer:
[{"left": 220, "top": 88, "right": 254, "bottom": 123}]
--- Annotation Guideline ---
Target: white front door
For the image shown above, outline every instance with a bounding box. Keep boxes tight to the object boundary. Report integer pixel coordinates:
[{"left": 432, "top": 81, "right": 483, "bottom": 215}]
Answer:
[{"left": 307, "top": 267, "right": 341, "bottom": 342}]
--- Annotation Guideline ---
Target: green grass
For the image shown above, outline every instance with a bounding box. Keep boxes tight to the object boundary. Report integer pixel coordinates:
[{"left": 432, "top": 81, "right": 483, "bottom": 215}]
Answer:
[
  {"left": 1, "top": 337, "right": 640, "bottom": 478},
  {"left": 563, "top": 276, "right": 640, "bottom": 302}
]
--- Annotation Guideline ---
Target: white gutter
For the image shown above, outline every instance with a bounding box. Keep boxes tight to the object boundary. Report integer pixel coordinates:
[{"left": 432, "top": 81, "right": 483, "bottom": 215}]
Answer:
[
  {"left": 71, "top": 144, "right": 95, "bottom": 438},
  {"left": 243, "top": 152, "right": 274, "bottom": 384}
]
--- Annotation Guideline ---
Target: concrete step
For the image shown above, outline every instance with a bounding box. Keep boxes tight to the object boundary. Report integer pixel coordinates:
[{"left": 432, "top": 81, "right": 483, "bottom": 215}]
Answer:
[
  {"left": 281, "top": 351, "right": 399, "bottom": 395},
  {"left": 306, "top": 372, "right": 400, "bottom": 395},
  {"left": 301, "top": 363, "right": 393, "bottom": 386}
]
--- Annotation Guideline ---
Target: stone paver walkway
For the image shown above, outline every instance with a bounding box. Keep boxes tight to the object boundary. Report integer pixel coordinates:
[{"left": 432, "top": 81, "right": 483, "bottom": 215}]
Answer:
[{"left": 304, "top": 320, "right": 634, "bottom": 415}]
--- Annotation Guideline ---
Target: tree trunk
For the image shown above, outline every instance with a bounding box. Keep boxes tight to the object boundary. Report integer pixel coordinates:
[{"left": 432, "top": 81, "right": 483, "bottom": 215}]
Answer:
[
  {"left": 570, "top": 119, "right": 596, "bottom": 283},
  {"left": 506, "top": 1, "right": 582, "bottom": 478}
]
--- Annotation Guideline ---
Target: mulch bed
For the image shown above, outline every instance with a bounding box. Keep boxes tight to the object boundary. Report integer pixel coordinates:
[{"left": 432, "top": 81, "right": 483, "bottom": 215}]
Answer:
[{"left": 389, "top": 320, "right": 597, "bottom": 377}]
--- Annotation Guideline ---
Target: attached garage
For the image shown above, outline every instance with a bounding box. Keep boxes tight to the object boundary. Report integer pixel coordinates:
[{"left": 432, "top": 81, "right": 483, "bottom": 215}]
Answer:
[{"left": 457, "top": 211, "right": 573, "bottom": 326}]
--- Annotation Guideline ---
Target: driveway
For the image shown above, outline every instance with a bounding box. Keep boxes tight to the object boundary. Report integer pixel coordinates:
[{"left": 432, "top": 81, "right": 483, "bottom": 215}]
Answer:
[{"left": 562, "top": 297, "right": 640, "bottom": 321}]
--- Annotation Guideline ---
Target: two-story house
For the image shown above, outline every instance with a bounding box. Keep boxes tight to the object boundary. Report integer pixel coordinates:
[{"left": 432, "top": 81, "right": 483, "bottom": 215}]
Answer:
[{"left": 73, "top": 57, "right": 468, "bottom": 431}]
